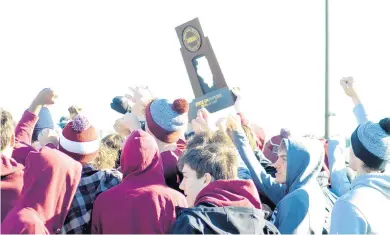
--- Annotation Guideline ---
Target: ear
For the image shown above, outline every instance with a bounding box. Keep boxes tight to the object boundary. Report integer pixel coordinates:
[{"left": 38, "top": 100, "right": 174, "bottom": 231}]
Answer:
[
  {"left": 10, "top": 134, "right": 15, "bottom": 148},
  {"left": 203, "top": 173, "right": 213, "bottom": 185}
]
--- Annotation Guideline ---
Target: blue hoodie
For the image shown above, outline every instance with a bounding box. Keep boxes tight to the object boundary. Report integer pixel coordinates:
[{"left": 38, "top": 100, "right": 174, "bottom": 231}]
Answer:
[
  {"left": 233, "top": 130, "right": 326, "bottom": 234},
  {"left": 330, "top": 173, "right": 390, "bottom": 234}
]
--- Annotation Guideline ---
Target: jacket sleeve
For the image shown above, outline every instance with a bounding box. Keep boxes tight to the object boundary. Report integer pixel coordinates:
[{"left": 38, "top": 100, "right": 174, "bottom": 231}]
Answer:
[
  {"left": 272, "top": 196, "right": 309, "bottom": 234},
  {"left": 353, "top": 104, "right": 369, "bottom": 125},
  {"left": 170, "top": 214, "right": 202, "bottom": 234},
  {"left": 232, "top": 129, "right": 287, "bottom": 205},
  {"left": 14, "top": 110, "right": 39, "bottom": 145},
  {"left": 330, "top": 199, "right": 368, "bottom": 234},
  {"left": 327, "top": 138, "right": 352, "bottom": 197}
]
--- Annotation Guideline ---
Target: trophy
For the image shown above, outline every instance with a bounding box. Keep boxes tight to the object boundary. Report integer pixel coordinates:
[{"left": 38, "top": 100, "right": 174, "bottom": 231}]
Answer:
[{"left": 176, "top": 18, "right": 236, "bottom": 121}]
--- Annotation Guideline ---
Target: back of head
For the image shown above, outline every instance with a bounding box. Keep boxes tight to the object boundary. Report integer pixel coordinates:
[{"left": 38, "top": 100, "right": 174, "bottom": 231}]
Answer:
[
  {"left": 59, "top": 115, "right": 99, "bottom": 164},
  {"left": 0, "top": 109, "right": 14, "bottom": 153},
  {"left": 351, "top": 117, "right": 390, "bottom": 172},
  {"left": 145, "top": 98, "right": 189, "bottom": 143},
  {"left": 101, "top": 134, "right": 125, "bottom": 169},
  {"left": 178, "top": 143, "right": 238, "bottom": 180},
  {"left": 186, "top": 130, "right": 233, "bottom": 150},
  {"left": 120, "top": 130, "right": 163, "bottom": 182},
  {"left": 101, "top": 134, "right": 125, "bottom": 150},
  {"left": 14, "top": 147, "right": 82, "bottom": 232}
]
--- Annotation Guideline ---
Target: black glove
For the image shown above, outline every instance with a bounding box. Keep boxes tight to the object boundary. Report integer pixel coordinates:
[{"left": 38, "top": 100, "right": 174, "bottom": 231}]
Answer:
[{"left": 110, "top": 96, "right": 131, "bottom": 114}]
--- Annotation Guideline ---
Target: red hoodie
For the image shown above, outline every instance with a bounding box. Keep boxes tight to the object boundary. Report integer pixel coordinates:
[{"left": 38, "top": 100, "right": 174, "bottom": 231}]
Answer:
[
  {"left": 1, "top": 146, "right": 82, "bottom": 234},
  {"left": 1, "top": 155, "right": 24, "bottom": 222},
  {"left": 12, "top": 111, "right": 38, "bottom": 166},
  {"left": 91, "top": 130, "right": 187, "bottom": 234},
  {"left": 194, "top": 180, "right": 262, "bottom": 209}
]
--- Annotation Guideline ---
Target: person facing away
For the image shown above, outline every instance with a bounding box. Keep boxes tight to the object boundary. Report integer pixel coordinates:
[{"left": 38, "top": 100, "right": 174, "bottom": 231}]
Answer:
[
  {"left": 170, "top": 141, "right": 271, "bottom": 234},
  {"left": 232, "top": 123, "right": 326, "bottom": 234},
  {"left": 59, "top": 115, "right": 122, "bottom": 234},
  {"left": 330, "top": 118, "right": 390, "bottom": 234},
  {"left": 1, "top": 89, "right": 57, "bottom": 221},
  {"left": 91, "top": 130, "right": 187, "bottom": 234},
  {"left": 1, "top": 145, "right": 82, "bottom": 234}
]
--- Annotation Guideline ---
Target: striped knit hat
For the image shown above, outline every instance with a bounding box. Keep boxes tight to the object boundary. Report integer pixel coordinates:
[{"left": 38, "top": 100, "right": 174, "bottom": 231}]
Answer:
[
  {"left": 59, "top": 115, "right": 99, "bottom": 164},
  {"left": 351, "top": 117, "right": 390, "bottom": 171},
  {"left": 145, "top": 98, "right": 189, "bottom": 143}
]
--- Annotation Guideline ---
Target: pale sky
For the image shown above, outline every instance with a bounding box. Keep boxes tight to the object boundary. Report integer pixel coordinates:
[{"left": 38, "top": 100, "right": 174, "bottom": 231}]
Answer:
[{"left": 1, "top": 0, "right": 389, "bottom": 139}]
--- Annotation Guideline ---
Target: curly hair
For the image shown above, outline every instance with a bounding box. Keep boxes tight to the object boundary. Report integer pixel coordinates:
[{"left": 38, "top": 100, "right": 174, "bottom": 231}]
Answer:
[{"left": 93, "top": 134, "right": 125, "bottom": 170}]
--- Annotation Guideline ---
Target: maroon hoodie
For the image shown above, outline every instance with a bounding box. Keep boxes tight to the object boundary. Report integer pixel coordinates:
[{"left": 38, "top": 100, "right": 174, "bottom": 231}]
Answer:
[
  {"left": 1, "top": 146, "right": 82, "bottom": 234},
  {"left": 1, "top": 155, "right": 24, "bottom": 222},
  {"left": 91, "top": 130, "right": 187, "bottom": 234},
  {"left": 194, "top": 180, "right": 262, "bottom": 209},
  {"left": 12, "top": 110, "right": 38, "bottom": 166}
]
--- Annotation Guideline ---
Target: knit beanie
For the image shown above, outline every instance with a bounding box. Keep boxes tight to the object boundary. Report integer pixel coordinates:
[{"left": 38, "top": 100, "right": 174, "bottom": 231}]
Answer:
[
  {"left": 32, "top": 107, "right": 54, "bottom": 142},
  {"left": 351, "top": 117, "right": 390, "bottom": 171},
  {"left": 145, "top": 98, "right": 189, "bottom": 143},
  {"left": 59, "top": 115, "right": 99, "bottom": 164}
]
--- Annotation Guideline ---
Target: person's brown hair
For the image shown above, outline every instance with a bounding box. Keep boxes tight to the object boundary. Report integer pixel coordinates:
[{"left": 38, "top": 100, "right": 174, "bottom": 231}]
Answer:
[
  {"left": 1, "top": 109, "right": 14, "bottom": 151},
  {"left": 101, "top": 134, "right": 125, "bottom": 150},
  {"left": 186, "top": 130, "right": 234, "bottom": 149},
  {"left": 92, "top": 145, "right": 119, "bottom": 170},
  {"left": 178, "top": 143, "right": 238, "bottom": 180}
]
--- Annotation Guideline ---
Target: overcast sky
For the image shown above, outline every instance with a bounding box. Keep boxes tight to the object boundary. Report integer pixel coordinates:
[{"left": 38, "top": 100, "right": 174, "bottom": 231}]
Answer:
[{"left": 1, "top": 0, "right": 389, "bottom": 138}]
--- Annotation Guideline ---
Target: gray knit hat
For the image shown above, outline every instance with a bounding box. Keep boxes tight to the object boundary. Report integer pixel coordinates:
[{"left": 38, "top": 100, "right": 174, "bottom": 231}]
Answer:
[
  {"left": 351, "top": 118, "right": 390, "bottom": 171},
  {"left": 145, "top": 98, "right": 189, "bottom": 143}
]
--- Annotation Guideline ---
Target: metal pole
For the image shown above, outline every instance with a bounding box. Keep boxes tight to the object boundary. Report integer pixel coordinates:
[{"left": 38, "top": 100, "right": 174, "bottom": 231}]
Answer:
[{"left": 325, "top": 0, "right": 329, "bottom": 139}]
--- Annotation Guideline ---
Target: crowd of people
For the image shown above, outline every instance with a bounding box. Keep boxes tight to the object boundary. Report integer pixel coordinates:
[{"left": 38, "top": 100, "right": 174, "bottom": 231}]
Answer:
[{"left": 1, "top": 77, "right": 389, "bottom": 234}]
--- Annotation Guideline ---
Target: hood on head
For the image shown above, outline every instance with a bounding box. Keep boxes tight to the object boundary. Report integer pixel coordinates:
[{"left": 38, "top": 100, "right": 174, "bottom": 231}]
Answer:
[
  {"left": 352, "top": 173, "right": 390, "bottom": 199},
  {"left": 120, "top": 130, "right": 164, "bottom": 183},
  {"left": 194, "top": 180, "right": 262, "bottom": 209},
  {"left": 285, "top": 138, "right": 324, "bottom": 192},
  {"left": 17, "top": 147, "right": 82, "bottom": 232}
]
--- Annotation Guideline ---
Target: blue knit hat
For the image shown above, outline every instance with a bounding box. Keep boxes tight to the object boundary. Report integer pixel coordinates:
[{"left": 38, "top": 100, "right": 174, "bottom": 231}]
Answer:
[
  {"left": 32, "top": 107, "right": 54, "bottom": 142},
  {"left": 351, "top": 118, "right": 390, "bottom": 171},
  {"left": 145, "top": 98, "right": 189, "bottom": 143}
]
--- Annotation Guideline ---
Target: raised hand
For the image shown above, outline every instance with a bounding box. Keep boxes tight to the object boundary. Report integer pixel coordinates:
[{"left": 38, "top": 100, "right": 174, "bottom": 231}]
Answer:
[
  {"left": 191, "top": 108, "right": 214, "bottom": 134},
  {"left": 226, "top": 114, "right": 243, "bottom": 132},
  {"left": 33, "top": 88, "right": 57, "bottom": 106},
  {"left": 340, "top": 77, "right": 357, "bottom": 98},
  {"left": 38, "top": 128, "right": 59, "bottom": 148},
  {"left": 125, "top": 86, "right": 153, "bottom": 119}
]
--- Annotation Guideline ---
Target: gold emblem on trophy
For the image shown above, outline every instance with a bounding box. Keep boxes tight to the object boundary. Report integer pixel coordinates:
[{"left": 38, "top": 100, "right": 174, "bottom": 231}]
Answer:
[{"left": 182, "top": 26, "right": 202, "bottom": 52}]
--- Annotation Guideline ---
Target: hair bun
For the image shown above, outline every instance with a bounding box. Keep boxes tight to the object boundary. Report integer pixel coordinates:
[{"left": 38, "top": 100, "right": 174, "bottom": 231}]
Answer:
[{"left": 379, "top": 118, "right": 390, "bottom": 135}]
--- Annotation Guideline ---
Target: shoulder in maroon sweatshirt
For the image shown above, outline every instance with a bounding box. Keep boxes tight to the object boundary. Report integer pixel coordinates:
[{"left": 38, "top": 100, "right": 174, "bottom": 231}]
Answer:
[
  {"left": 1, "top": 154, "right": 24, "bottom": 222},
  {"left": 1, "top": 146, "right": 82, "bottom": 234}
]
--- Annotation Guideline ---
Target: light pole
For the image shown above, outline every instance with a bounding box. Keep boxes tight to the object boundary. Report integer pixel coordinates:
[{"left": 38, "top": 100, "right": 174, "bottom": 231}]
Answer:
[{"left": 325, "top": 0, "right": 329, "bottom": 139}]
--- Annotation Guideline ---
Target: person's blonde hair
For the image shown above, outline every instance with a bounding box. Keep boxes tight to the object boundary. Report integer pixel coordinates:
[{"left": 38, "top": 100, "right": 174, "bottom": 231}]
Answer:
[{"left": 68, "top": 105, "right": 82, "bottom": 115}]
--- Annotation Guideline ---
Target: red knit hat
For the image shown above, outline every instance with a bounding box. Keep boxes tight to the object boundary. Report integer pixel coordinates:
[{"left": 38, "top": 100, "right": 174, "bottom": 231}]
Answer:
[{"left": 59, "top": 115, "right": 99, "bottom": 164}]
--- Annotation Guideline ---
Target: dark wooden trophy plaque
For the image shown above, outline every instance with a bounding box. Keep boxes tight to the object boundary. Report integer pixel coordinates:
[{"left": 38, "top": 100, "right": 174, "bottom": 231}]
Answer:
[{"left": 175, "top": 18, "right": 236, "bottom": 121}]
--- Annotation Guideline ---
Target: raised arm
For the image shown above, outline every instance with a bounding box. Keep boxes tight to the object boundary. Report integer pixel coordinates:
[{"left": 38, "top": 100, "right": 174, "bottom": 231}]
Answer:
[
  {"left": 15, "top": 88, "right": 56, "bottom": 145},
  {"left": 340, "top": 77, "right": 369, "bottom": 124},
  {"left": 227, "top": 115, "right": 287, "bottom": 205},
  {"left": 327, "top": 137, "right": 352, "bottom": 197}
]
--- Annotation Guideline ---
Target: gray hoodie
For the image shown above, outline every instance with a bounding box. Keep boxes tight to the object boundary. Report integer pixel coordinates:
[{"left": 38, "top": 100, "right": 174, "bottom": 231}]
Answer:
[{"left": 330, "top": 173, "right": 390, "bottom": 234}]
